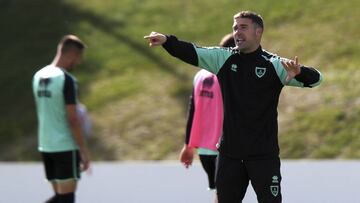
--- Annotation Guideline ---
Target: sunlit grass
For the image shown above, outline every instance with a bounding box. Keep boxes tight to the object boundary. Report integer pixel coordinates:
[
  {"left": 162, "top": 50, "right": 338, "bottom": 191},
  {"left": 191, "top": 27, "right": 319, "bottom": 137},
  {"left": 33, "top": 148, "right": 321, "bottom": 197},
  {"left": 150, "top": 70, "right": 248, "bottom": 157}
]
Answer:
[{"left": 1, "top": 0, "right": 359, "bottom": 160}]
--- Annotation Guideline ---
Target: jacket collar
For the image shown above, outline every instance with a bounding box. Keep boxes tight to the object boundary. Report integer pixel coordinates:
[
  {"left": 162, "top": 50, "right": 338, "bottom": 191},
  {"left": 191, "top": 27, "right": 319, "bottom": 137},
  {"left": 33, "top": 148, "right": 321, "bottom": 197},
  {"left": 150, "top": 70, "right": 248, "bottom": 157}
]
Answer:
[{"left": 238, "top": 46, "right": 262, "bottom": 58}]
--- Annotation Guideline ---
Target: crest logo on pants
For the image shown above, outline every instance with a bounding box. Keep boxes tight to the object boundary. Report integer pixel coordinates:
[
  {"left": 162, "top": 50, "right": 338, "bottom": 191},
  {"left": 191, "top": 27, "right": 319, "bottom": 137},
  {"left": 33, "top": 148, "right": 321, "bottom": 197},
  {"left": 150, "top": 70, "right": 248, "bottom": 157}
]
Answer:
[
  {"left": 255, "top": 67, "right": 266, "bottom": 78},
  {"left": 270, "top": 185, "right": 279, "bottom": 197},
  {"left": 270, "top": 175, "right": 279, "bottom": 197}
]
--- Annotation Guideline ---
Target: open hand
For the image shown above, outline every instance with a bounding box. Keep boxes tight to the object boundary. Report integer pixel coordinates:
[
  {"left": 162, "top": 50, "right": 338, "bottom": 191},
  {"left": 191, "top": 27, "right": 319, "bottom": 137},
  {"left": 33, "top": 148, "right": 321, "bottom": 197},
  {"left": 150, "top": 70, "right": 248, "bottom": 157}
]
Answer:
[{"left": 281, "top": 56, "right": 302, "bottom": 83}]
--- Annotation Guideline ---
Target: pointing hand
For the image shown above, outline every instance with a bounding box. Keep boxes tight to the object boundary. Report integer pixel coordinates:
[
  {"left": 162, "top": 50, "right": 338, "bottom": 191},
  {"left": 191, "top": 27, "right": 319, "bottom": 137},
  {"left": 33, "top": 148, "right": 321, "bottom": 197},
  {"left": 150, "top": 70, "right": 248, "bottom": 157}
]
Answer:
[{"left": 144, "top": 31, "right": 167, "bottom": 47}]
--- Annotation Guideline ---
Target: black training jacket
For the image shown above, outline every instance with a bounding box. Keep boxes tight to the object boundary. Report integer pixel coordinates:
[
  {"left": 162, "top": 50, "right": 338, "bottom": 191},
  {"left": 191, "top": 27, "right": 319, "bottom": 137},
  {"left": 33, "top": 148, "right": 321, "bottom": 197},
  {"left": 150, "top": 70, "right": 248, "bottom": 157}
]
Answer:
[{"left": 163, "top": 35, "right": 323, "bottom": 160}]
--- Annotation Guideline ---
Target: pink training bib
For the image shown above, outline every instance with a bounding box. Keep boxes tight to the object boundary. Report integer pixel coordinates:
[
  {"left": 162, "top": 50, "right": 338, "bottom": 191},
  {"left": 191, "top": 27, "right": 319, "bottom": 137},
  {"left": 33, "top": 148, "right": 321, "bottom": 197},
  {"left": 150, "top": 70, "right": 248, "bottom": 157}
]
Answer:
[{"left": 188, "top": 70, "right": 223, "bottom": 151}]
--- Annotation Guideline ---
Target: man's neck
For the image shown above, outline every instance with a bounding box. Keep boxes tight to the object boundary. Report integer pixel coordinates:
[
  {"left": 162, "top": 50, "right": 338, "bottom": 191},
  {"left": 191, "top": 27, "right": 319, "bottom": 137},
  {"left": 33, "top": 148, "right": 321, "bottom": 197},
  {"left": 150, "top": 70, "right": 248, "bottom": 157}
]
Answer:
[
  {"left": 239, "top": 45, "right": 260, "bottom": 54},
  {"left": 52, "top": 57, "right": 68, "bottom": 70}
]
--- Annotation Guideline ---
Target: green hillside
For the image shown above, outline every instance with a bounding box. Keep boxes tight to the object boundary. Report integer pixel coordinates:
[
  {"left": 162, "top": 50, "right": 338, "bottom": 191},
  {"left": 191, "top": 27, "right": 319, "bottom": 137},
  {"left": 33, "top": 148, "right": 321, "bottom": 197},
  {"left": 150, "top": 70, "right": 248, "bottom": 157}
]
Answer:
[{"left": 1, "top": 0, "right": 359, "bottom": 160}]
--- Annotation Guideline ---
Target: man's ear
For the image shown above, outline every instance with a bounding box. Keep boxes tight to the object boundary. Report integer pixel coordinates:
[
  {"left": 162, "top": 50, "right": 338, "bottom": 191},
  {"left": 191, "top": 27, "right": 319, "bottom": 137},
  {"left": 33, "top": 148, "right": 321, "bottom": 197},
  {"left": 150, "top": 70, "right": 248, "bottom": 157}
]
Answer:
[{"left": 256, "top": 27, "right": 263, "bottom": 37}]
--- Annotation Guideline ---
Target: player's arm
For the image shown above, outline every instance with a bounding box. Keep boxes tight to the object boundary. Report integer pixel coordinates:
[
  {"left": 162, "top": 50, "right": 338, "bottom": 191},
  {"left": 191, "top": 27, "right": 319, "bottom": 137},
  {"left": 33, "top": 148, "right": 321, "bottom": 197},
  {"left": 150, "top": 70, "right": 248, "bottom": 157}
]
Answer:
[
  {"left": 273, "top": 56, "right": 323, "bottom": 87},
  {"left": 185, "top": 89, "right": 195, "bottom": 145},
  {"left": 64, "top": 74, "right": 90, "bottom": 171},
  {"left": 144, "top": 32, "right": 232, "bottom": 74},
  {"left": 180, "top": 89, "right": 195, "bottom": 169},
  {"left": 144, "top": 32, "right": 198, "bottom": 66}
]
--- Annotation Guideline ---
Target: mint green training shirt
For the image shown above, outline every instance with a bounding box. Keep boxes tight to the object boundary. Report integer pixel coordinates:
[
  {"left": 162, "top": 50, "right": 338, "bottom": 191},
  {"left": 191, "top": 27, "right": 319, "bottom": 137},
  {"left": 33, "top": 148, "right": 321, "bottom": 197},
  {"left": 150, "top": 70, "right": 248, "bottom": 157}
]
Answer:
[{"left": 32, "top": 65, "right": 79, "bottom": 152}]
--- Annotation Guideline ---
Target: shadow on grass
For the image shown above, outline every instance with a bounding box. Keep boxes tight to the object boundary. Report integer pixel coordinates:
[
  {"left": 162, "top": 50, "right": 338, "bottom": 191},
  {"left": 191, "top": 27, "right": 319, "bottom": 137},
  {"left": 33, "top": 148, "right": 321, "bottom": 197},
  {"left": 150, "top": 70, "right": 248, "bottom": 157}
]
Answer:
[{"left": 0, "top": 0, "right": 190, "bottom": 161}]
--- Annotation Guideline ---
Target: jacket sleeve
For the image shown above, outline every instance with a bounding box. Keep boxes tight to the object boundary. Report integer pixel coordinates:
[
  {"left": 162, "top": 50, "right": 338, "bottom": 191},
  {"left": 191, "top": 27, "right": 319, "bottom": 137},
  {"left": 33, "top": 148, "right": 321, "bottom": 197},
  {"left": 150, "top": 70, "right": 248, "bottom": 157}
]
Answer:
[
  {"left": 162, "top": 35, "right": 233, "bottom": 74},
  {"left": 294, "top": 66, "right": 323, "bottom": 88},
  {"left": 162, "top": 35, "right": 198, "bottom": 66},
  {"left": 185, "top": 89, "right": 195, "bottom": 145}
]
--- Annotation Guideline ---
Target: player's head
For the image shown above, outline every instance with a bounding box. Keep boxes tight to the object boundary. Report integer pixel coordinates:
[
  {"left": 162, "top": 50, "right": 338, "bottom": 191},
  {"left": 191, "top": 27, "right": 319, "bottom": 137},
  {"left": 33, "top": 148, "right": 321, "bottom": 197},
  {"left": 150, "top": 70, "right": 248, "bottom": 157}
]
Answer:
[
  {"left": 57, "top": 35, "right": 86, "bottom": 70},
  {"left": 232, "top": 11, "right": 263, "bottom": 53},
  {"left": 58, "top": 35, "right": 86, "bottom": 53},
  {"left": 219, "top": 33, "right": 235, "bottom": 48}
]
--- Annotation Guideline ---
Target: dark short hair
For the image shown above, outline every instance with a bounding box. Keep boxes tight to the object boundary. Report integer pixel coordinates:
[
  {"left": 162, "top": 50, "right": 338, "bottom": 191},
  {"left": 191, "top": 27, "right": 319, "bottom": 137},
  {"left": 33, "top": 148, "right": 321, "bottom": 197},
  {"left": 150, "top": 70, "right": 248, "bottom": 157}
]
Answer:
[
  {"left": 234, "top": 11, "right": 264, "bottom": 29},
  {"left": 59, "top": 35, "right": 86, "bottom": 53},
  {"left": 219, "top": 33, "right": 235, "bottom": 47}
]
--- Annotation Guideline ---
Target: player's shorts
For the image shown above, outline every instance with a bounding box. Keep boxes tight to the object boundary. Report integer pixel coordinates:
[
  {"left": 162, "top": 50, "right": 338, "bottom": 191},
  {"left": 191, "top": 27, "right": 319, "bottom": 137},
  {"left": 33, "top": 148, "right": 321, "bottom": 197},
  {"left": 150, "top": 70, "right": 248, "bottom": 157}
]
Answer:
[
  {"left": 199, "top": 155, "right": 217, "bottom": 190},
  {"left": 41, "top": 150, "right": 80, "bottom": 182}
]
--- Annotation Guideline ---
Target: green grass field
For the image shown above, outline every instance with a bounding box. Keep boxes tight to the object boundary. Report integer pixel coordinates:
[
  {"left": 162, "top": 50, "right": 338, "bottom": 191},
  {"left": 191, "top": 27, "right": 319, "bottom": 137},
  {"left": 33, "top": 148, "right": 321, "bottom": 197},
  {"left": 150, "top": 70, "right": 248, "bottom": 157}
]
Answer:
[{"left": 1, "top": 0, "right": 359, "bottom": 160}]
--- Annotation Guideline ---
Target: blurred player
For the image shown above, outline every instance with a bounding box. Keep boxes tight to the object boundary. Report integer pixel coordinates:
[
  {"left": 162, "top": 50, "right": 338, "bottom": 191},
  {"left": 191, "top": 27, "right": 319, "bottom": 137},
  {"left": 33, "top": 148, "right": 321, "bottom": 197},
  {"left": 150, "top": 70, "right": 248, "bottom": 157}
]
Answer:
[
  {"left": 179, "top": 34, "right": 234, "bottom": 203},
  {"left": 33, "top": 35, "right": 90, "bottom": 203}
]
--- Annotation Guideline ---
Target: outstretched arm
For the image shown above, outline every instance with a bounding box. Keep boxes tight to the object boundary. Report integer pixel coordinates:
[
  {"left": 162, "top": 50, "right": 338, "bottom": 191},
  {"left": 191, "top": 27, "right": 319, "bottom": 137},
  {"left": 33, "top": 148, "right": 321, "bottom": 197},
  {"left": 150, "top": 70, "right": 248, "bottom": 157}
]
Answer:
[
  {"left": 144, "top": 31, "right": 233, "bottom": 74},
  {"left": 144, "top": 31, "right": 198, "bottom": 66}
]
